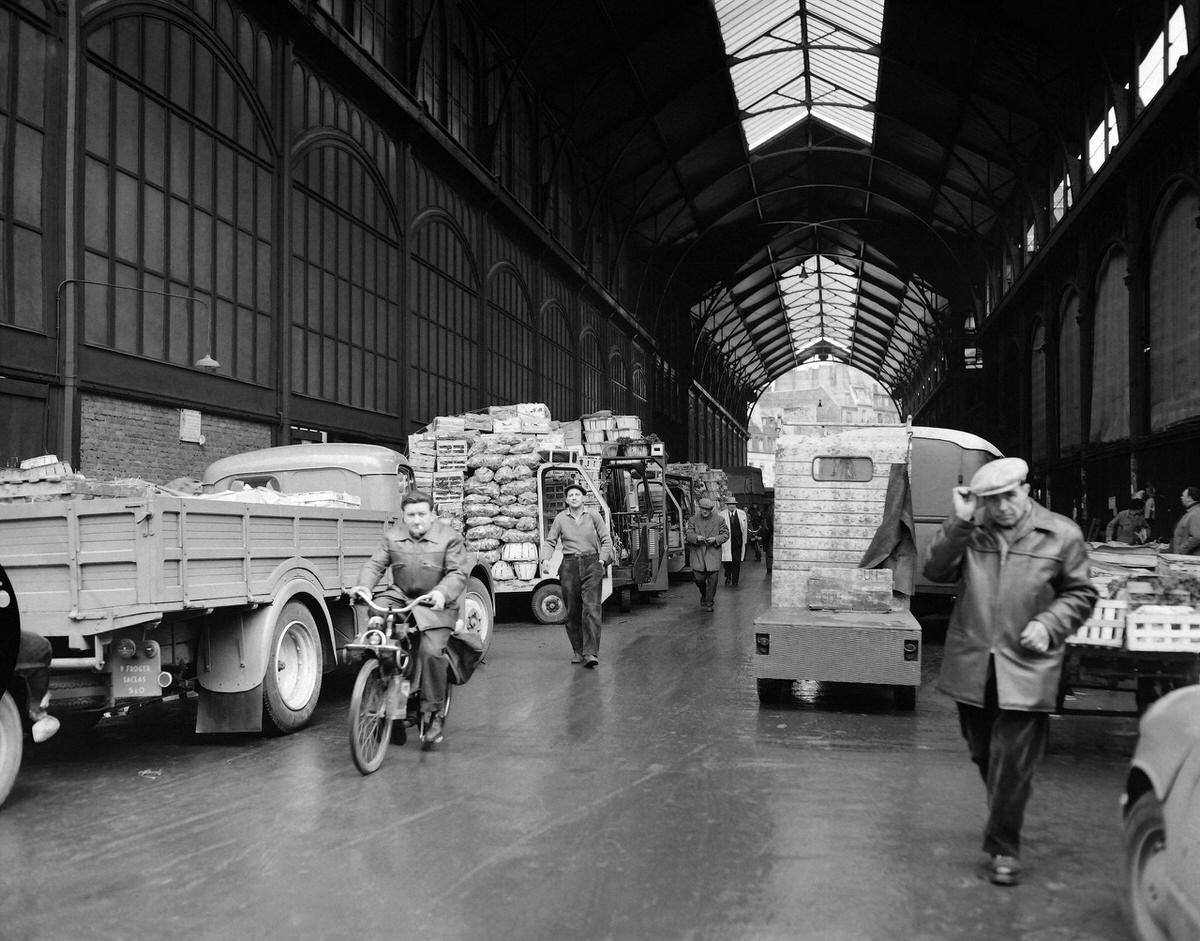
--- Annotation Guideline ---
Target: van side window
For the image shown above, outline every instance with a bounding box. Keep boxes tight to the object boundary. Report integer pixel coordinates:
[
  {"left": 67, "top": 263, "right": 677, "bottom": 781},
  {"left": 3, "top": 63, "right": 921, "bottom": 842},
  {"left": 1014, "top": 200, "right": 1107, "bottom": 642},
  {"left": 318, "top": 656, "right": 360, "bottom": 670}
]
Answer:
[{"left": 811, "top": 457, "right": 873, "bottom": 482}]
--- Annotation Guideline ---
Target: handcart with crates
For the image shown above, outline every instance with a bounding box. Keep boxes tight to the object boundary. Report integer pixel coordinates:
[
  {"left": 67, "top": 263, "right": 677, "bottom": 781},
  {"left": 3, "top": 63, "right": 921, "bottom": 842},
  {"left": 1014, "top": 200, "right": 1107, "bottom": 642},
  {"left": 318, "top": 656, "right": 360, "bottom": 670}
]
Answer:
[{"left": 1061, "top": 553, "right": 1200, "bottom": 714}]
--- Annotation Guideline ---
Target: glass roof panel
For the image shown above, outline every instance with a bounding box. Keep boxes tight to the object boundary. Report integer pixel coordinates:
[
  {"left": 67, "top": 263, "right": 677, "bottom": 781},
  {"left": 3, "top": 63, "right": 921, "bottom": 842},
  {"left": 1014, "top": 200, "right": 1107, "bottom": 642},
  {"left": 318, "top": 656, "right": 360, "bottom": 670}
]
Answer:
[{"left": 714, "top": 0, "right": 884, "bottom": 151}]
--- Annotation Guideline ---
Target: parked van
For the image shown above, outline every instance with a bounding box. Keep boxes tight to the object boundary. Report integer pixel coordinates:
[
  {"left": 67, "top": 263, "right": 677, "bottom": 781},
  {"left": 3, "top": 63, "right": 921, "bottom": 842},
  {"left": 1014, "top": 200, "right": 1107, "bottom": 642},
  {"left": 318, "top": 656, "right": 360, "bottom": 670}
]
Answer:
[{"left": 909, "top": 427, "right": 1002, "bottom": 595}]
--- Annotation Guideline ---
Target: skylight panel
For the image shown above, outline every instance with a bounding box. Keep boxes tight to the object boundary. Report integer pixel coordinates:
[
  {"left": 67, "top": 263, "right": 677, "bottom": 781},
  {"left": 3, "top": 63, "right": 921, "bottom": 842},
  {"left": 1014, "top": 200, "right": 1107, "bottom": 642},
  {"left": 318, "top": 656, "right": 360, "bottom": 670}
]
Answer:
[{"left": 714, "top": 0, "right": 885, "bottom": 151}]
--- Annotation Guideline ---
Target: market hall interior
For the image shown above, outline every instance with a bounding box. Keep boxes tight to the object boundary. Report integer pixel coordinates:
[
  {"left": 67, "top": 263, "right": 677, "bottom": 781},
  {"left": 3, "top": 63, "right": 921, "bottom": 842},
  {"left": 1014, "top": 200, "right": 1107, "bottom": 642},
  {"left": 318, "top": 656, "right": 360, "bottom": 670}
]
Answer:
[{"left": 0, "top": 560, "right": 1140, "bottom": 941}]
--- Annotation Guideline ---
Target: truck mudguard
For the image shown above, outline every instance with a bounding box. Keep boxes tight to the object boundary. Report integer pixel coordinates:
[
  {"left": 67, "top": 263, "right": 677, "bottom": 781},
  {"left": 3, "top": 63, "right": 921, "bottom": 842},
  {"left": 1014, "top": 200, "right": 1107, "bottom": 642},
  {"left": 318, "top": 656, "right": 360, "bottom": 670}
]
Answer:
[{"left": 196, "top": 573, "right": 333, "bottom": 694}]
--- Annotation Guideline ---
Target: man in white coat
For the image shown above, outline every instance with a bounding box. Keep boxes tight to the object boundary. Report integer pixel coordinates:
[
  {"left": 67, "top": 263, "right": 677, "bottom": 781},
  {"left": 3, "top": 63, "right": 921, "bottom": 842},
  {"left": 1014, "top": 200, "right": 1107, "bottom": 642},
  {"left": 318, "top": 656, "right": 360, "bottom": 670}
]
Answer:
[{"left": 720, "top": 497, "right": 748, "bottom": 586}]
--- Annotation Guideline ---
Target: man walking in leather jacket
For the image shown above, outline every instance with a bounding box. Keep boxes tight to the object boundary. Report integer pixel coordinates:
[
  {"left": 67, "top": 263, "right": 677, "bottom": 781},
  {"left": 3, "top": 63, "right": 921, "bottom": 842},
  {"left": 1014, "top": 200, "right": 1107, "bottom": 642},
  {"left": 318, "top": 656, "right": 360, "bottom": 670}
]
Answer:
[{"left": 923, "top": 457, "right": 1096, "bottom": 886}]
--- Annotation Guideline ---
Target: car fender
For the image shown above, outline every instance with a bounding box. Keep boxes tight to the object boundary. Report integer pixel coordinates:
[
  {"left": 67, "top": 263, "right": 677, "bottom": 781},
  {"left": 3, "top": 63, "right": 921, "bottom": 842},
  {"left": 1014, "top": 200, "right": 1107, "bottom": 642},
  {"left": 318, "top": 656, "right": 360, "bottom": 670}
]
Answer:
[{"left": 1128, "top": 685, "right": 1200, "bottom": 803}]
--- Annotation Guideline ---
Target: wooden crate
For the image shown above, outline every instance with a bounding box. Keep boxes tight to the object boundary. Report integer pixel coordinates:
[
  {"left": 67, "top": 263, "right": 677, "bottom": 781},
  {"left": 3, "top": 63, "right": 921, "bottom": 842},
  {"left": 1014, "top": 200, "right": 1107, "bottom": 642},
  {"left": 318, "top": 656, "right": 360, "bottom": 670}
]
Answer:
[
  {"left": 1067, "top": 598, "right": 1127, "bottom": 647},
  {"left": 1126, "top": 607, "right": 1200, "bottom": 652}
]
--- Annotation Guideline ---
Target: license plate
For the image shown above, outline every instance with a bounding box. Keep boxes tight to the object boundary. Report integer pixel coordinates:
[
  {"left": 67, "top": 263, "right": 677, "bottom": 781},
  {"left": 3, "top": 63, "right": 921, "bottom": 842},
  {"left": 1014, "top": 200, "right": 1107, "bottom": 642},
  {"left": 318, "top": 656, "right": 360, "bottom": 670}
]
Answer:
[{"left": 110, "top": 649, "right": 162, "bottom": 698}]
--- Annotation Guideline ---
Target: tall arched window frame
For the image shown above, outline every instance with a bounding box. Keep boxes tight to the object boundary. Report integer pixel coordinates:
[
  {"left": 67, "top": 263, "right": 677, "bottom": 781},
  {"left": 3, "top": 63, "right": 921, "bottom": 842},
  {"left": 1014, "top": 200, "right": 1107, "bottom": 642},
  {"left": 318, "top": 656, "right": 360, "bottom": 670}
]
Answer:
[
  {"left": 1030, "top": 321, "right": 1047, "bottom": 462},
  {"left": 1058, "top": 294, "right": 1081, "bottom": 452},
  {"left": 579, "top": 329, "right": 604, "bottom": 414},
  {"left": 1148, "top": 186, "right": 1200, "bottom": 430},
  {"left": 1089, "top": 248, "right": 1129, "bottom": 443},
  {"left": 290, "top": 136, "right": 401, "bottom": 413},
  {"left": 409, "top": 216, "right": 480, "bottom": 422},
  {"left": 485, "top": 266, "right": 534, "bottom": 405},
  {"left": 80, "top": 7, "right": 276, "bottom": 383},
  {"left": 0, "top": 6, "right": 51, "bottom": 332},
  {"left": 539, "top": 302, "right": 575, "bottom": 420}
]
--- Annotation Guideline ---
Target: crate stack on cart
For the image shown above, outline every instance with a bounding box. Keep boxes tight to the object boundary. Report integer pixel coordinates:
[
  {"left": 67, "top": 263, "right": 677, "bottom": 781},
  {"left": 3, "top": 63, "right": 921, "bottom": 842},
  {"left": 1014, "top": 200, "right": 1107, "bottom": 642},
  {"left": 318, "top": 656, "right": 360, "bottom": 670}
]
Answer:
[
  {"left": 408, "top": 404, "right": 599, "bottom": 590},
  {"left": 580, "top": 412, "right": 659, "bottom": 458},
  {"left": 1065, "top": 542, "right": 1200, "bottom": 710}
]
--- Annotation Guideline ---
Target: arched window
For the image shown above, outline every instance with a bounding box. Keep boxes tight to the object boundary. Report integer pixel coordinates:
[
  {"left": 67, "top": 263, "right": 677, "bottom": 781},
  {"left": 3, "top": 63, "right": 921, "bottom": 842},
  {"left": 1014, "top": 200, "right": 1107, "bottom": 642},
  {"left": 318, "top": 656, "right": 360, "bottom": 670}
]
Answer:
[
  {"left": 1149, "top": 187, "right": 1200, "bottom": 430},
  {"left": 291, "top": 139, "right": 401, "bottom": 413},
  {"left": 1030, "top": 322, "right": 1046, "bottom": 462},
  {"left": 1, "top": 8, "right": 50, "bottom": 332},
  {"left": 609, "top": 347, "right": 627, "bottom": 412},
  {"left": 498, "top": 87, "right": 535, "bottom": 211},
  {"left": 409, "top": 217, "right": 480, "bottom": 421},
  {"left": 445, "top": 4, "right": 477, "bottom": 152},
  {"left": 540, "top": 303, "right": 574, "bottom": 419},
  {"left": 580, "top": 330, "right": 604, "bottom": 414},
  {"left": 486, "top": 266, "right": 534, "bottom": 405},
  {"left": 1089, "top": 250, "right": 1129, "bottom": 442},
  {"left": 81, "top": 8, "right": 275, "bottom": 383},
  {"left": 1058, "top": 294, "right": 1081, "bottom": 452}
]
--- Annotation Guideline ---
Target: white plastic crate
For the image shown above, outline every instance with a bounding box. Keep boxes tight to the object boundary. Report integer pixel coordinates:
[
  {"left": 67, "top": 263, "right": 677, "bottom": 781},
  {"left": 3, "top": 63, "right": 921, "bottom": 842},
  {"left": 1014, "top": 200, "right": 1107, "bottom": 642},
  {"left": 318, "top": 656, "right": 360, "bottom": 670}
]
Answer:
[
  {"left": 1126, "top": 606, "right": 1200, "bottom": 652},
  {"left": 1068, "top": 598, "right": 1127, "bottom": 647}
]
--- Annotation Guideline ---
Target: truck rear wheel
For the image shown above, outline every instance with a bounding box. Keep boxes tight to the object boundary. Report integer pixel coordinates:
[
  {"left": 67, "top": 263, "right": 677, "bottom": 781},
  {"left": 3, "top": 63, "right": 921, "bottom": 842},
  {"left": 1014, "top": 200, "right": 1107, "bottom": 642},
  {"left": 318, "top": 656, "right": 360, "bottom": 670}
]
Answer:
[
  {"left": 756, "top": 678, "right": 791, "bottom": 704},
  {"left": 461, "top": 576, "right": 495, "bottom": 659},
  {"left": 893, "top": 685, "right": 917, "bottom": 710},
  {"left": 531, "top": 583, "right": 567, "bottom": 624},
  {"left": 0, "top": 690, "right": 23, "bottom": 808},
  {"left": 263, "top": 600, "right": 323, "bottom": 735}
]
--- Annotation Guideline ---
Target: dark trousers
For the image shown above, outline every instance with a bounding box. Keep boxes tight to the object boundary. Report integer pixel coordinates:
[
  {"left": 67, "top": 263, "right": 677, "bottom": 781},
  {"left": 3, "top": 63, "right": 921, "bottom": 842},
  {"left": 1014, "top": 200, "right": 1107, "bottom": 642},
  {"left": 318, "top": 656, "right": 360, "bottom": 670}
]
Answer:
[
  {"left": 693, "top": 569, "right": 719, "bottom": 605},
  {"left": 560, "top": 553, "right": 603, "bottom": 658},
  {"left": 955, "top": 664, "right": 1049, "bottom": 857},
  {"left": 415, "top": 626, "right": 452, "bottom": 714},
  {"left": 723, "top": 559, "right": 742, "bottom": 585}
]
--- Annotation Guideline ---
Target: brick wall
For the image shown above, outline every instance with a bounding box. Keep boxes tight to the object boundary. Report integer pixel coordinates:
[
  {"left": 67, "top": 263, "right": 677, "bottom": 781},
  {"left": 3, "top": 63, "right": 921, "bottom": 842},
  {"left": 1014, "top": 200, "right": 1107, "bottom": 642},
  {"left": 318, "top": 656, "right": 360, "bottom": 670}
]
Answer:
[{"left": 79, "top": 393, "right": 272, "bottom": 482}]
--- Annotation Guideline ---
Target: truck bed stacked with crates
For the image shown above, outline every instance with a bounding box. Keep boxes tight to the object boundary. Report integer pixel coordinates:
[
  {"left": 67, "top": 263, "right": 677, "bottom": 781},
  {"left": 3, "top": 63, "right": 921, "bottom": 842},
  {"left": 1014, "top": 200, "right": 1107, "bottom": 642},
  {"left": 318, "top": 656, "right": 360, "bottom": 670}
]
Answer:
[{"left": 0, "top": 443, "right": 496, "bottom": 738}]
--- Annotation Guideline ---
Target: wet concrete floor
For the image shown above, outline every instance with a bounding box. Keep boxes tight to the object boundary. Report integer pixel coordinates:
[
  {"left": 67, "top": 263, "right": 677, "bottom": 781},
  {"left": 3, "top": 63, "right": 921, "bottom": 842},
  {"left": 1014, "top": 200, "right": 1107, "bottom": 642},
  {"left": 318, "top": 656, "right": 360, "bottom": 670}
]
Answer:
[{"left": 1, "top": 558, "right": 1141, "bottom": 941}]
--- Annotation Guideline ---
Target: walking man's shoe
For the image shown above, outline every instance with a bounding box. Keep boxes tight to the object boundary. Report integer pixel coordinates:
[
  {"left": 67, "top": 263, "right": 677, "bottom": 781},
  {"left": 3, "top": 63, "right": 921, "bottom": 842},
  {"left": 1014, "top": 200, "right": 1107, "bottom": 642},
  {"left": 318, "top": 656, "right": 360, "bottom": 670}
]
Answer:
[
  {"left": 422, "top": 714, "right": 444, "bottom": 747},
  {"left": 583, "top": 654, "right": 599, "bottom": 669},
  {"left": 988, "top": 854, "right": 1020, "bottom": 886},
  {"left": 570, "top": 652, "right": 583, "bottom": 664}
]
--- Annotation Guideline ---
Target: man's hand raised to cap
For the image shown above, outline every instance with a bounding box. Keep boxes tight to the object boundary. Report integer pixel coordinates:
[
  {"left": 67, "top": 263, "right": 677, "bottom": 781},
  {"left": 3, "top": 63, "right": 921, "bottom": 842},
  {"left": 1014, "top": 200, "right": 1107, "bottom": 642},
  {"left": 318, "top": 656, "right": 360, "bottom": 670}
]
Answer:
[{"left": 952, "top": 486, "right": 978, "bottom": 522}]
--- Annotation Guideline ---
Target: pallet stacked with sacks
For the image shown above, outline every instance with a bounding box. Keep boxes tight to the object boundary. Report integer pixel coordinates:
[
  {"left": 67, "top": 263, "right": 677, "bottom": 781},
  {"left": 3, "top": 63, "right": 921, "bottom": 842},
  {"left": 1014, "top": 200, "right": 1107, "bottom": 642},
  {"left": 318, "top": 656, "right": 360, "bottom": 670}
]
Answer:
[{"left": 407, "top": 404, "right": 610, "bottom": 622}]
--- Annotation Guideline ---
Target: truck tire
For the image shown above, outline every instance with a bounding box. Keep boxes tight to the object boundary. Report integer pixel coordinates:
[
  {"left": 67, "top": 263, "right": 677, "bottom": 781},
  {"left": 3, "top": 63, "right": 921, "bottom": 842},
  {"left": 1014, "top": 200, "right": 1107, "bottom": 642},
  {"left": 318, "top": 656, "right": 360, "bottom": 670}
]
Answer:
[
  {"left": 893, "top": 685, "right": 917, "bottom": 711},
  {"left": 618, "top": 586, "right": 634, "bottom": 612},
  {"left": 0, "top": 690, "right": 23, "bottom": 808},
  {"left": 531, "top": 583, "right": 567, "bottom": 624},
  {"left": 756, "top": 678, "right": 791, "bottom": 704},
  {"left": 263, "top": 600, "right": 323, "bottom": 735},
  {"left": 461, "top": 576, "right": 495, "bottom": 659}
]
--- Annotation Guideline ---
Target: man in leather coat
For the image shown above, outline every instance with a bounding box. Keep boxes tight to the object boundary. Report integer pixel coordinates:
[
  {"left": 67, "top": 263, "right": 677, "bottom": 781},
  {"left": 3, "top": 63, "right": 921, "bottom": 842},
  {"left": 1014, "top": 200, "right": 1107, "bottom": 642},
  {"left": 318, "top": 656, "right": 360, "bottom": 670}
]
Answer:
[{"left": 923, "top": 457, "right": 1096, "bottom": 886}]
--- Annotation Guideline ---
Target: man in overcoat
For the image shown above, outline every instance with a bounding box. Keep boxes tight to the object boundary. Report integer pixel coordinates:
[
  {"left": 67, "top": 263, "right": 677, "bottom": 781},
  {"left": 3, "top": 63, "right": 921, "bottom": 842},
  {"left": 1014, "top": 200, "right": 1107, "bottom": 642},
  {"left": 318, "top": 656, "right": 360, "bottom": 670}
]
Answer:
[
  {"left": 685, "top": 497, "right": 728, "bottom": 611},
  {"left": 923, "top": 457, "right": 1096, "bottom": 886}
]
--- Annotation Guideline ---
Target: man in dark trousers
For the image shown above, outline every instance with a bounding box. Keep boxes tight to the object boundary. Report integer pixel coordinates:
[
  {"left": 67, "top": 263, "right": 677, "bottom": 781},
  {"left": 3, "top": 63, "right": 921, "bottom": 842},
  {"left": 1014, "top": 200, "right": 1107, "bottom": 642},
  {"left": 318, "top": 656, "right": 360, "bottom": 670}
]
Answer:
[
  {"left": 721, "top": 497, "right": 747, "bottom": 586},
  {"left": 685, "top": 497, "right": 728, "bottom": 611},
  {"left": 541, "top": 482, "right": 614, "bottom": 668},
  {"left": 923, "top": 457, "right": 1096, "bottom": 886},
  {"left": 351, "top": 490, "right": 470, "bottom": 748}
]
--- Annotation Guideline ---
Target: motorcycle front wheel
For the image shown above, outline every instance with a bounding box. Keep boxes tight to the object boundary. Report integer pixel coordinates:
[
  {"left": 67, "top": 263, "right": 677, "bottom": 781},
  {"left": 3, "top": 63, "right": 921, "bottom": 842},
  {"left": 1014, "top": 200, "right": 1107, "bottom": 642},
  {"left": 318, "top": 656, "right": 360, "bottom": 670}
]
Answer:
[{"left": 348, "top": 658, "right": 393, "bottom": 775}]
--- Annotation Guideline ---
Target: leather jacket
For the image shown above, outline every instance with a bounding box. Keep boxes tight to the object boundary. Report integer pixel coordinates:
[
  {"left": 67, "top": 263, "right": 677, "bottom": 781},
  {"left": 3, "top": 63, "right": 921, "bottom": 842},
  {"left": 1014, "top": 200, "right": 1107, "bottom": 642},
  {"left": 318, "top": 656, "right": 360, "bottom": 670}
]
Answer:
[{"left": 923, "top": 500, "right": 1097, "bottom": 711}]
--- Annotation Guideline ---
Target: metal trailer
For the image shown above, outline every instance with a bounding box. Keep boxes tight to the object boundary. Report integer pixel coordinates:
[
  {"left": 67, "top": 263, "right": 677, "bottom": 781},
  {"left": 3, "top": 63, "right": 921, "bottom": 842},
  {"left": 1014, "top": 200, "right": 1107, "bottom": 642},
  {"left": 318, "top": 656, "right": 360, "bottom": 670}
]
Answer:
[
  {"left": 0, "top": 443, "right": 496, "bottom": 736},
  {"left": 600, "top": 456, "right": 669, "bottom": 610},
  {"left": 661, "top": 473, "right": 691, "bottom": 576},
  {"left": 514, "top": 462, "right": 614, "bottom": 624},
  {"left": 752, "top": 424, "right": 923, "bottom": 709}
]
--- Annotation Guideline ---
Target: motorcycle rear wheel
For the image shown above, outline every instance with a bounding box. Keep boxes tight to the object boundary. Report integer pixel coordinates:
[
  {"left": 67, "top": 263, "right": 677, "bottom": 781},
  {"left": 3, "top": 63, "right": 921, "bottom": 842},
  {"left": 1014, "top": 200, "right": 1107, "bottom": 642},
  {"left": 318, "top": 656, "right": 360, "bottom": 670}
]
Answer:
[{"left": 349, "top": 659, "right": 393, "bottom": 775}]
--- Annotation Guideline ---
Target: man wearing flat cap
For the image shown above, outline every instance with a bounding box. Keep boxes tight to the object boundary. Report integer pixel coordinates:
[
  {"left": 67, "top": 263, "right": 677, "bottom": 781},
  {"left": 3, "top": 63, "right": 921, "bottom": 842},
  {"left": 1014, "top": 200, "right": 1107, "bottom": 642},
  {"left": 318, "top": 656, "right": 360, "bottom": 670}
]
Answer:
[
  {"left": 541, "top": 481, "right": 614, "bottom": 668},
  {"left": 685, "top": 497, "right": 728, "bottom": 611},
  {"left": 923, "top": 456, "right": 1096, "bottom": 887}
]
